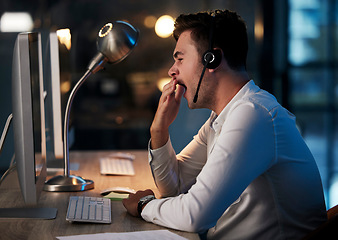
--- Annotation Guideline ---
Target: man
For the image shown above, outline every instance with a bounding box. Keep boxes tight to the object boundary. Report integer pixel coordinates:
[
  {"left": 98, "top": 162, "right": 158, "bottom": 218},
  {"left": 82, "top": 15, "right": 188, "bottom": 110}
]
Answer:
[{"left": 123, "top": 10, "right": 327, "bottom": 239}]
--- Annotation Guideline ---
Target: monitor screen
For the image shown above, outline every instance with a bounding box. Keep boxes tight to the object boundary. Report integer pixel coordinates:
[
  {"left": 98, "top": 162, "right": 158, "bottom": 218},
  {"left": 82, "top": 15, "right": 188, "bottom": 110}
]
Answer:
[
  {"left": 43, "top": 32, "right": 64, "bottom": 169},
  {"left": 30, "top": 33, "right": 43, "bottom": 177}
]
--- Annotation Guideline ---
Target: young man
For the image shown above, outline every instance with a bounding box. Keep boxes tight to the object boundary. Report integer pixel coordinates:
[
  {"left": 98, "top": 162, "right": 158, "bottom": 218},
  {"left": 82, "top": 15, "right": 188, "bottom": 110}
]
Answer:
[{"left": 123, "top": 10, "right": 327, "bottom": 239}]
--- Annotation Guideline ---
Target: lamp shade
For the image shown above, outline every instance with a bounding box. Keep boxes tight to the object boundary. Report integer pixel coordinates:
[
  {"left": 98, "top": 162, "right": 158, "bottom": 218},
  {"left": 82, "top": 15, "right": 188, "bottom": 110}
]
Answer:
[{"left": 97, "top": 21, "right": 139, "bottom": 64}]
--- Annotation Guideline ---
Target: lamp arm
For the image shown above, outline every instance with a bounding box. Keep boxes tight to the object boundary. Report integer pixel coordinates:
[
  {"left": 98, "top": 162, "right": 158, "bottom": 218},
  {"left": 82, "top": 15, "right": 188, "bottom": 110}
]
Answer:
[
  {"left": 63, "top": 53, "right": 109, "bottom": 176},
  {"left": 63, "top": 69, "right": 91, "bottom": 176}
]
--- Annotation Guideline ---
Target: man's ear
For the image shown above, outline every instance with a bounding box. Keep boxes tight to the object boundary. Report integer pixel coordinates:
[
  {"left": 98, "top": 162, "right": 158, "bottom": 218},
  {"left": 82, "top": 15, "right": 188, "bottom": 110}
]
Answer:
[{"left": 208, "top": 48, "right": 223, "bottom": 72}]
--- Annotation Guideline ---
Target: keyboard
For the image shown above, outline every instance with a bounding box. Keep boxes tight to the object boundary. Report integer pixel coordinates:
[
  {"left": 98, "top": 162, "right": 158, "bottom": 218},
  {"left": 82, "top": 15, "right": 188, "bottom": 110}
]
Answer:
[
  {"left": 100, "top": 157, "right": 135, "bottom": 176},
  {"left": 66, "top": 196, "right": 111, "bottom": 223}
]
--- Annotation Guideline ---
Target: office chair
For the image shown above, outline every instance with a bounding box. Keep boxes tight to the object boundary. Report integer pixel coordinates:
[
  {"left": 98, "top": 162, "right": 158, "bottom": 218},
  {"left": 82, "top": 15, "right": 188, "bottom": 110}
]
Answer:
[{"left": 302, "top": 204, "right": 338, "bottom": 240}]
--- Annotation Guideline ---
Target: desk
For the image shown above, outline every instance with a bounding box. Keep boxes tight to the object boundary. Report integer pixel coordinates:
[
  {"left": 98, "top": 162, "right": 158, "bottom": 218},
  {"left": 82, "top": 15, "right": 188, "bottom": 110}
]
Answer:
[{"left": 0, "top": 150, "right": 199, "bottom": 240}]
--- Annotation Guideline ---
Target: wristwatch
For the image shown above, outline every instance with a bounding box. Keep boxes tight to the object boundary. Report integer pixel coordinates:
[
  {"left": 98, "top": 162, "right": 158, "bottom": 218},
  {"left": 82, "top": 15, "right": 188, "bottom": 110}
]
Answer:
[{"left": 137, "top": 195, "right": 155, "bottom": 216}]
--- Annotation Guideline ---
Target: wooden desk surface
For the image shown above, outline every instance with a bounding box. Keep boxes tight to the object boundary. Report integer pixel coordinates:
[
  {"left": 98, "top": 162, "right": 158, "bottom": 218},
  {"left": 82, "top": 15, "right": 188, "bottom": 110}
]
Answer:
[{"left": 0, "top": 150, "right": 199, "bottom": 240}]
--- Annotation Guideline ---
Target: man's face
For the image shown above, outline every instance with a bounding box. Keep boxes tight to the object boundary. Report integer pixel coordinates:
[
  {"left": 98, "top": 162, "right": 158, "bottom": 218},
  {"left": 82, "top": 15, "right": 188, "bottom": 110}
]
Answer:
[{"left": 168, "top": 30, "right": 204, "bottom": 108}]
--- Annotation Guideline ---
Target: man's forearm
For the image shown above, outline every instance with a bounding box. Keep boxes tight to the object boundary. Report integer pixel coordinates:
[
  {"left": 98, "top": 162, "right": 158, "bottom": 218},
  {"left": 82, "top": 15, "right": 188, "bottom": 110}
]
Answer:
[{"left": 150, "top": 125, "right": 169, "bottom": 150}]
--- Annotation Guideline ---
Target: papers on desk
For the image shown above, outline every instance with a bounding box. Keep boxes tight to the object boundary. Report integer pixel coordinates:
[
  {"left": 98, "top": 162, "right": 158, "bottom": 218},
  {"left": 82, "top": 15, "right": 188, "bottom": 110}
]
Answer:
[
  {"left": 103, "top": 192, "right": 130, "bottom": 201},
  {"left": 56, "top": 230, "right": 187, "bottom": 240}
]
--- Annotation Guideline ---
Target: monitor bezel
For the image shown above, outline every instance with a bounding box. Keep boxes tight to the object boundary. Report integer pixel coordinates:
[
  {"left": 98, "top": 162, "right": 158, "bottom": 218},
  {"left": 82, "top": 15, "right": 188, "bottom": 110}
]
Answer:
[{"left": 11, "top": 32, "right": 47, "bottom": 205}]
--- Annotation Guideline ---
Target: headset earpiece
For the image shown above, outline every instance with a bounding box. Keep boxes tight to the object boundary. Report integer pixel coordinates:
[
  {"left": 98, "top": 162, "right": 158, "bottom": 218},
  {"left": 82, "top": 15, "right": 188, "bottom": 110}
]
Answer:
[{"left": 202, "top": 49, "right": 222, "bottom": 69}]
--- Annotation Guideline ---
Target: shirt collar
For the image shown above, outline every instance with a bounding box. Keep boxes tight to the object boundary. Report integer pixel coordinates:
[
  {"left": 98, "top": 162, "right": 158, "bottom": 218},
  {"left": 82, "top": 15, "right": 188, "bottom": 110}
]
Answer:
[{"left": 210, "top": 80, "right": 259, "bottom": 133}]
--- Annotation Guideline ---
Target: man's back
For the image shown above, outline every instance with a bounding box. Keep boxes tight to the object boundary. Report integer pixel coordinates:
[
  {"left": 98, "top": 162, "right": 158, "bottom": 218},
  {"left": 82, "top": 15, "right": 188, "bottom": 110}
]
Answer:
[{"left": 206, "top": 81, "right": 327, "bottom": 239}]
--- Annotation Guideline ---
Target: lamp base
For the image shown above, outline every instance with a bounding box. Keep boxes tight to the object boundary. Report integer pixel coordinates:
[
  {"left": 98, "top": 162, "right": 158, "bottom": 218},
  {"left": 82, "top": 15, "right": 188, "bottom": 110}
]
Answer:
[{"left": 43, "top": 175, "right": 94, "bottom": 192}]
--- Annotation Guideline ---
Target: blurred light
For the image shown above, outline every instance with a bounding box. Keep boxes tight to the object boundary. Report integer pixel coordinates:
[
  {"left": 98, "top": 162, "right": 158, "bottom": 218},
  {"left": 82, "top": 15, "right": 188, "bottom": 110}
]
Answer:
[
  {"left": 155, "top": 15, "right": 174, "bottom": 38},
  {"left": 254, "top": 20, "right": 264, "bottom": 41},
  {"left": 115, "top": 116, "right": 124, "bottom": 125},
  {"left": 0, "top": 12, "right": 33, "bottom": 32},
  {"left": 57, "top": 28, "right": 71, "bottom": 50},
  {"left": 157, "top": 77, "right": 171, "bottom": 92},
  {"left": 144, "top": 15, "right": 157, "bottom": 28},
  {"left": 101, "top": 78, "right": 119, "bottom": 95},
  {"left": 60, "top": 81, "right": 71, "bottom": 94}
]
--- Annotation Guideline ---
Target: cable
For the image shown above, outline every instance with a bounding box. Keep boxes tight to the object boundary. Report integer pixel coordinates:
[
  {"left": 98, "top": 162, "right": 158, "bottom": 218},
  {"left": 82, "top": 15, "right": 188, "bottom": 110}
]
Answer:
[
  {"left": 0, "top": 157, "right": 16, "bottom": 186},
  {"left": 0, "top": 113, "right": 13, "bottom": 156},
  {"left": 0, "top": 113, "right": 15, "bottom": 186}
]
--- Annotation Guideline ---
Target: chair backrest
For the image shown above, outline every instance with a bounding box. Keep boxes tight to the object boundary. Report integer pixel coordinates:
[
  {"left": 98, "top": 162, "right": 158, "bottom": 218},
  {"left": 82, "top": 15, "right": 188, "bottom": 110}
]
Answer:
[
  {"left": 327, "top": 204, "right": 338, "bottom": 220},
  {"left": 301, "top": 205, "right": 338, "bottom": 239}
]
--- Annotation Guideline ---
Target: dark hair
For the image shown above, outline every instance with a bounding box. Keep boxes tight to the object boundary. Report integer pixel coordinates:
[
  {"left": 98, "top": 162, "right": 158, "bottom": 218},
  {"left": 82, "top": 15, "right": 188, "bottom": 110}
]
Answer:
[{"left": 173, "top": 10, "right": 248, "bottom": 71}]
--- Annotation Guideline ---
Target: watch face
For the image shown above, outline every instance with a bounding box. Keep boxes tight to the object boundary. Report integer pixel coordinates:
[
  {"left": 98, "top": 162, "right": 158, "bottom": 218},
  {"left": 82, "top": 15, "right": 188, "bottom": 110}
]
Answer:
[{"left": 140, "top": 195, "right": 155, "bottom": 202}]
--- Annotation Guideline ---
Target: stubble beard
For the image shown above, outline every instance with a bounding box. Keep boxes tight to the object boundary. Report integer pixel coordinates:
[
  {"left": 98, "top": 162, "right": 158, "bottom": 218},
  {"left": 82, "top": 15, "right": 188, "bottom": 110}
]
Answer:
[{"left": 187, "top": 71, "right": 215, "bottom": 110}]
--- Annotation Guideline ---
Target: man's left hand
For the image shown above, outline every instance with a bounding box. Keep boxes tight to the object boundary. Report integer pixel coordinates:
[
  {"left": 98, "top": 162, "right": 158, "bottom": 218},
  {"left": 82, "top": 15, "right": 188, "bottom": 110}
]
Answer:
[{"left": 122, "top": 189, "right": 155, "bottom": 217}]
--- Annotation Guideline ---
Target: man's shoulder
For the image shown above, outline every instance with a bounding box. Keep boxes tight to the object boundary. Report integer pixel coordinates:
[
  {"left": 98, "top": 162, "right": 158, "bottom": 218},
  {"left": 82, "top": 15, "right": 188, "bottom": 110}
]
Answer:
[{"left": 238, "top": 88, "right": 281, "bottom": 113}]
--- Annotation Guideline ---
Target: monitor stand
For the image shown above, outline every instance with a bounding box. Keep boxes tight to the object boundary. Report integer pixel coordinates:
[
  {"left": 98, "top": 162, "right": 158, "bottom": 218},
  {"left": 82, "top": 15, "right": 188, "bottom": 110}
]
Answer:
[{"left": 0, "top": 207, "right": 57, "bottom": 219}]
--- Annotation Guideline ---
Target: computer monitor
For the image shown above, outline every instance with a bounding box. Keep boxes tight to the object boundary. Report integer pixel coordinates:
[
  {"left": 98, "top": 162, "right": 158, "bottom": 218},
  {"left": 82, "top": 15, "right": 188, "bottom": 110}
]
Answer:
[
  {"left": 43, "top": 32, "right": 64, "bottom": 169},
  {"left": 0, "top": 32, "right": 57, "bottom": 219},
  {"left": 12, "top": 32, "right": 47, "bottom": 205}
]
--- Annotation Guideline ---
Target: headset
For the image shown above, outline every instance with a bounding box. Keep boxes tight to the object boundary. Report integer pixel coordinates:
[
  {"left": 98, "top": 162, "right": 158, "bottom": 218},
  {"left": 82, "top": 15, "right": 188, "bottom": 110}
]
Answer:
[{"left": 193, "top": 13, "right": 222, "bottom": 103}]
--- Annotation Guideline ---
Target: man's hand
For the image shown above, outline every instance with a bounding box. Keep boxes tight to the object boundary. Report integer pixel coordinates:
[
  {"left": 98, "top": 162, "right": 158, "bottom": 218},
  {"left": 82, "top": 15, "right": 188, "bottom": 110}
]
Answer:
[
  {"left": 122, "top": 189, "right": 155, "bottom": 217},
  {"left": 150, "top": 79, "right": 185, "bottom": 149}
]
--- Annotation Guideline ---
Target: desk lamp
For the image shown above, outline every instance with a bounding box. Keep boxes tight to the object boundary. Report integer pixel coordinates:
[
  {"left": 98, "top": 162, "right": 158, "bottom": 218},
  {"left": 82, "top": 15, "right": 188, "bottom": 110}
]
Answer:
[{"left": 44, "top": 21, "right": 139, "bottom": 191}]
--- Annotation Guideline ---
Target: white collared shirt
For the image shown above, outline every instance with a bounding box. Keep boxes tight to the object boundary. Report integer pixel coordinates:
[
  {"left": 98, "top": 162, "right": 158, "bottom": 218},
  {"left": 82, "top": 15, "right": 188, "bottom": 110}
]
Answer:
[{"left": 142, "top": 80, "right": 327, "bottom": 239}]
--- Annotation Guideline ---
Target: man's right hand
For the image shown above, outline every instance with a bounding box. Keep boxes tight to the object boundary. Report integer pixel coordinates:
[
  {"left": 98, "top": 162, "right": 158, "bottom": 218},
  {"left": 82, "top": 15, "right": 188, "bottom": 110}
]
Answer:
[{"left": 150, "top": 79, "right": 185, "bottom": 149}]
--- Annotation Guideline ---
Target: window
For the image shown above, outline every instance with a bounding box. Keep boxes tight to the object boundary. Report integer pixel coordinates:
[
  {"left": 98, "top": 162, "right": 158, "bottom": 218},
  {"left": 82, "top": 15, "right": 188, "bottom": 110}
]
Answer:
[{"left": 288, "top": 0, "right": 338, "bottom": 208}]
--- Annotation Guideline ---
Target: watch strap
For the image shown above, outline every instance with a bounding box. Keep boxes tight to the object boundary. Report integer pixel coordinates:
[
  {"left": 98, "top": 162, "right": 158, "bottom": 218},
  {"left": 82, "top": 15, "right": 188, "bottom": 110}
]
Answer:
[{"left": 137, "top": 195, "right": 155, "bottom": 216}]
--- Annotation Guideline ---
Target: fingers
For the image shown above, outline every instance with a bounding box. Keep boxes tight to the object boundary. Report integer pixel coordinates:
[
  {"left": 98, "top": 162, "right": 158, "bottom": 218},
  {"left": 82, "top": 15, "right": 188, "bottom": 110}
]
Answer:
[
  {"left": 160, "top": 80, "right": 176, "bottom": 103},
  {"left": 175, "top": 84, "right": 185, "bottom": 102},
  {"left": 160, "top": 80, "right": 184, "bottom": 104},
  {"left": 163, "top": 79, "right": 177, "bottom": 92}
]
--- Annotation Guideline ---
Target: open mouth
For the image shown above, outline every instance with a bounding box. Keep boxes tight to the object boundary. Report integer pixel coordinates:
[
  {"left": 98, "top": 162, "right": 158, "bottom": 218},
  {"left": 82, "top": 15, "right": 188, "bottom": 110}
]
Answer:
[{"left": 178, "top": 83, "right": 187, "bottom": 91}]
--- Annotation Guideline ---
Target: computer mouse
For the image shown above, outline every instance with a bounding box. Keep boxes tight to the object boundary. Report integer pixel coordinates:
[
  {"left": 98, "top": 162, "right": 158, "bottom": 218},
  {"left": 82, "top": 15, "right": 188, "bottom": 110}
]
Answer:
[{"left": 100, "top": 186, "right": 136, "bottom": 196}]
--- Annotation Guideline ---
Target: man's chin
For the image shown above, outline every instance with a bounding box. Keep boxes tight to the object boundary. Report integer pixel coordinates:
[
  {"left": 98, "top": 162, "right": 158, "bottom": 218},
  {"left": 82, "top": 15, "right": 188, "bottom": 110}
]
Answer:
[{"left": 187, "top": 99, "right": 198, "bottom": 109}]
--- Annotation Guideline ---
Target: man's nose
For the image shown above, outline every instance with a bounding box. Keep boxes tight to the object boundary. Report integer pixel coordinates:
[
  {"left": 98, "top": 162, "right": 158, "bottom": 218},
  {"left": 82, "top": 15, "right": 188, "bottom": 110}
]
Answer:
[{"left": 168, "top": 64, "right": 178, "bottom": 78}]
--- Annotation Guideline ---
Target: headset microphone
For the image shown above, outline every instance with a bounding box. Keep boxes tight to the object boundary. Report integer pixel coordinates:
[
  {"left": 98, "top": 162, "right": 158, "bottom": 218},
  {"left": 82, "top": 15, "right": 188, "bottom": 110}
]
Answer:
[
  {"left": 193, "top": 56, "right": 210, "bottom": 103},
  {"left": 193, "top": 14, "right": 221, "bottom": 103}
]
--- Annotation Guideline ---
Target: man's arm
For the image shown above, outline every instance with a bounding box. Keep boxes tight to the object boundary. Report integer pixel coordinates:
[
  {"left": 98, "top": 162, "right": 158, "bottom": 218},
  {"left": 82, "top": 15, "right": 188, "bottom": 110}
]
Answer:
[
  {"left": 139, "top": 103, "right": 275, "bottom": 232},
  {"left": 149, "top": 125, "right": 209, "bottom": 197},
  {"left": 123, "top": 79, "right": 185, "bottom": 216},
  {"left": 150, "top": 79, "right": 185, "bottom": 149}
]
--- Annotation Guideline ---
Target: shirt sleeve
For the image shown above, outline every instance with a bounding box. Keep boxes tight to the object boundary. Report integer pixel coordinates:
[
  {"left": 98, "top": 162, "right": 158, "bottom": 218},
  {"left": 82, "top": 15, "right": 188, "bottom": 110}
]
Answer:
[
  {"left": 148, "top": 117, "right": 210, "bottom": 197},
  {"left": 143, "top": 101, "right": 276, "bottom": 233}
]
